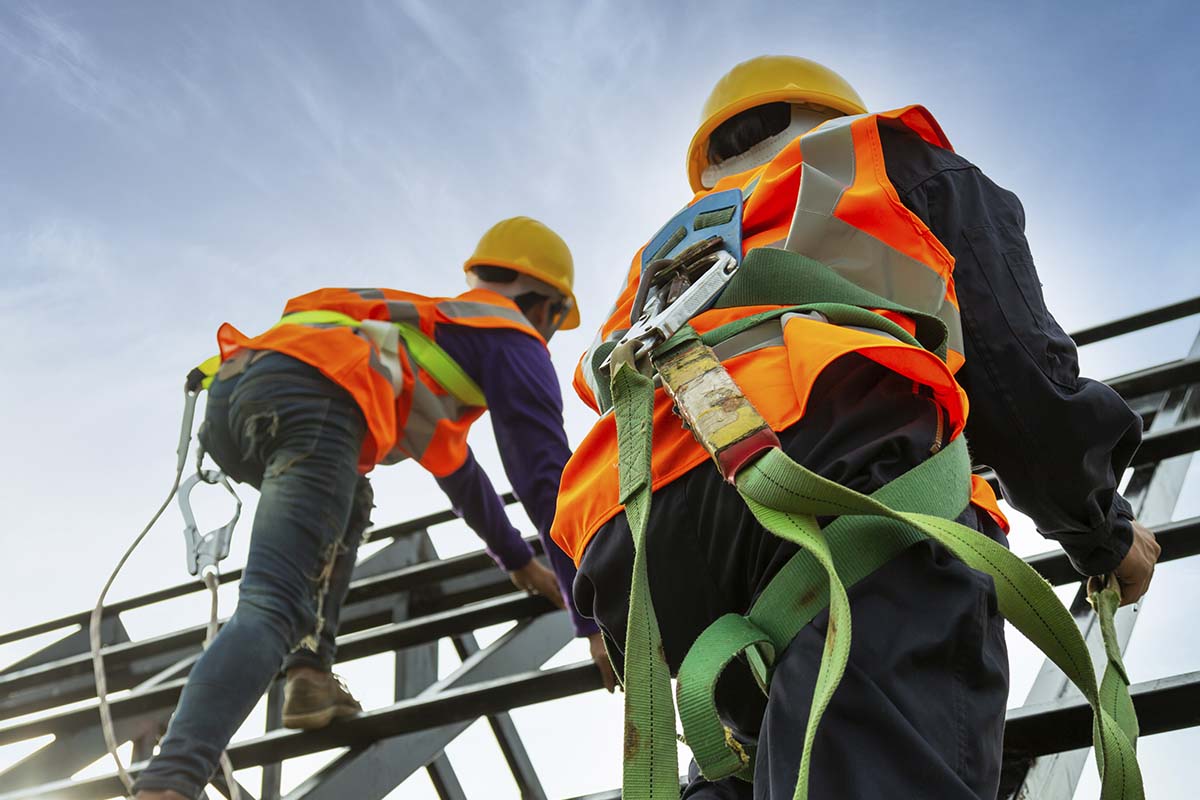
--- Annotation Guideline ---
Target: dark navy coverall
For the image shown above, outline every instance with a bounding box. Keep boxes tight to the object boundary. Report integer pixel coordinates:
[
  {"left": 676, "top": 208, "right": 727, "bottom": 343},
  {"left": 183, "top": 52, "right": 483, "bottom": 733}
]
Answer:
[{"left": 573, "top": 125, "right": 1142, "bottom": 799}]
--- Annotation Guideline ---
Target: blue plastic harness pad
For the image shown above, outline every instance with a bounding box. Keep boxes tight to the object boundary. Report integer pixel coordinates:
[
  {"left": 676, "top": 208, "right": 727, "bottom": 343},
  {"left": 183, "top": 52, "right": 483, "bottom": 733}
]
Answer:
[{"left": 640, "top": 188, "right": 744, "bottom": 273}]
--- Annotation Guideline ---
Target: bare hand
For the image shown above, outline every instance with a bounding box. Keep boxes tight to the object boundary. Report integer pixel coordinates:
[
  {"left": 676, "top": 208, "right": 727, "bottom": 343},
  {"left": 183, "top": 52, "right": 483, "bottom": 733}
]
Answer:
[
  {"left": 1110, "top": 519, "right": 1161, "bottom": 606},
  {"left": 509, "top": 559, "right": 565, "bottom": 609},
  {"left": 588, "top": 632, "right": 618, "bottom": 693}
]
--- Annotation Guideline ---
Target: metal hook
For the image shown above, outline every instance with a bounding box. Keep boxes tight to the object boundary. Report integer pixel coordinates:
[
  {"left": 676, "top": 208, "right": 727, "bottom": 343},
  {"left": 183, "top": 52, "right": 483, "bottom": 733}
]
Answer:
[{"left": 179, "top": 468, "right": 242, "bottom": 577}]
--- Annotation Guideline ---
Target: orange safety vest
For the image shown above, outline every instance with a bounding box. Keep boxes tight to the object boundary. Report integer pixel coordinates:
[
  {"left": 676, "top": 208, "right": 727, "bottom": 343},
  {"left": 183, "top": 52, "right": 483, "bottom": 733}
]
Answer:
[
  {"left": 552, "top": 105, "right": 1007, "bottom": 565},
  {"left": 214, "top": 287, "right": 544, "bottom": 475}
]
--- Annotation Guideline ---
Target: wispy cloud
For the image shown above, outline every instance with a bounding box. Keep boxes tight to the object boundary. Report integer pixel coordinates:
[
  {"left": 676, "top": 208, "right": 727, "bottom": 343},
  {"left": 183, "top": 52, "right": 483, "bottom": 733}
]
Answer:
[{"left": 0, "top": 4, "right": 124, "bottom": 125}]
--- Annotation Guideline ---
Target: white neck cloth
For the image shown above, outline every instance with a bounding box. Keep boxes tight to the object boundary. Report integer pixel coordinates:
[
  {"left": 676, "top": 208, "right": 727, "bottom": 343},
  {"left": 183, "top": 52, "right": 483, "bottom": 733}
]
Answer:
[{"left": 701, "top": 105, "right": 839, "bottom": 190}]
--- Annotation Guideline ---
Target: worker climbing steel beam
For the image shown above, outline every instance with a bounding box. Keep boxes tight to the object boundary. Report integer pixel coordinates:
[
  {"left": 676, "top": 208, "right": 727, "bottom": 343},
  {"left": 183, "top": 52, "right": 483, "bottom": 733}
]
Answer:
[
  {"left": 551, "top": 56, "right": 1161, "bottom": 799},
  {"left": 131, "top": 217, "right": 615, "bottom": 800}
]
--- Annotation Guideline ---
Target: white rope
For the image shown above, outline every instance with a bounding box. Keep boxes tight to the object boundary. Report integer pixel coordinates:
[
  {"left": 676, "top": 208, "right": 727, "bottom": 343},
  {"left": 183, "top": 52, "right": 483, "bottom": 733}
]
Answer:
[
  {"left": 205, "top": 571, "right": 242, "bottom": 800},
  {"left": 89, "top": 464, "right": 182, "bottom": 796},
  {"left": 90, "top": 387, "right": 241, "bottom": 799}
]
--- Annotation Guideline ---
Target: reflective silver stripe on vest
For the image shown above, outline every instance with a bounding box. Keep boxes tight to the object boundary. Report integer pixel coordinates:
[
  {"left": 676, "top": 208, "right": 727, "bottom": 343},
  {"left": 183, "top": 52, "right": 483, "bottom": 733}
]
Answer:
[
  {"left": 383, "top": 301, "right": 421, "bottom": 326},
  {"left": 786, "top": 116, "right": 964, "bottom": 355},
  {"left": 351, "top": 288, "right": 386, "bottom": 300},
  {"left": 381, "top": 365, "right": 473, "bottom": 466},
  {"left": 579, "top": 284, "right": 627, "bottom": 402},
  {"left": 710, "top": 320, "right": 785, "bottom": 361},
  {"left": 439, "top": 300, "right": 530, "bottom": 326},
  {"left": 779, "top": 310, "right": 904, "bottom": 342},
  {"left": 382, "top": 297, "right": 519, "bottom": 466},
  {"left": 707, "top": 310, "right": 904, "bottom": 366},
  {"left": 355, "top": 319, "right": 404, "bottom": 395},
  {"left": 581, "top": 325, "right": 629, "bottom": 402}
]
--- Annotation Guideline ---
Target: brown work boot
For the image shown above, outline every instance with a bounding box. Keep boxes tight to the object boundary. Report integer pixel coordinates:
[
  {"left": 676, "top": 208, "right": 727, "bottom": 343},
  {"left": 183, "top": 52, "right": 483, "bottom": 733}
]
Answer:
[
  {"left": 282, "top": 667, "right": 362, "bottom": 730},
  {"left": 133, "top": 791, "right": 190, "bottom": 800}
]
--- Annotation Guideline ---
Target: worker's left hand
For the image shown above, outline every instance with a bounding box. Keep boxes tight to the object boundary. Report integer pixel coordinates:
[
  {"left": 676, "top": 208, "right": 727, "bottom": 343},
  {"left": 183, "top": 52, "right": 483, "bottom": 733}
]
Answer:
[
  {"left": 509, "top": 559, "right": 566, "bottom": 609},
  {"left": 588, "top": 632, "right": 618, "bottom": 693}
]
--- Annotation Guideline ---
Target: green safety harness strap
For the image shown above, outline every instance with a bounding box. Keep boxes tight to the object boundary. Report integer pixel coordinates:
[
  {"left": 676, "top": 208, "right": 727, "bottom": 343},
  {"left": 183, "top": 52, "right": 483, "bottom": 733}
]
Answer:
[
  {"left": 612, "top": 349, "right": 683, "bottom": 799},
  {"left": 611, "top": 306, "right": 1142, "bottom": 800},
  {"left": 191, "top": 309, "right": 487, "bottom": 408}
]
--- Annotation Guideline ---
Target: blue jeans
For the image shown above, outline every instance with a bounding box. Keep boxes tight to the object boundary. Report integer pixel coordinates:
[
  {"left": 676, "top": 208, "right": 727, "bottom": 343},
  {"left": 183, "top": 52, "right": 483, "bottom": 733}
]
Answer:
[{"left": 134, "top": 352, "right": 373, "bottom": 798}]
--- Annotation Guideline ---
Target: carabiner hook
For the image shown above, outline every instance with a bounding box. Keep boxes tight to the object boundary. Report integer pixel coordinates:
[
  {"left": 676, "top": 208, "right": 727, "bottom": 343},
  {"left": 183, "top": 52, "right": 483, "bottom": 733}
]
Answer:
[
  {"left": 179, "top": 468, "right": 241, "bottom": 577},
  {"left": 176, "top": 381, "right": 241, "bottom": 577}
]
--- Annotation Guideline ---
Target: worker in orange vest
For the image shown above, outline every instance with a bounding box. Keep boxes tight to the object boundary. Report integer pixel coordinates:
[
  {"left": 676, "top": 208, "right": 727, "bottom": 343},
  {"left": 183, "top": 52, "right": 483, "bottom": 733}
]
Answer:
[
  {"left": 552, "top": 57, "right": 1160, "bottom": 798},
  {"left": 134, "top": 217, "right": 613, "bottom": 800}
]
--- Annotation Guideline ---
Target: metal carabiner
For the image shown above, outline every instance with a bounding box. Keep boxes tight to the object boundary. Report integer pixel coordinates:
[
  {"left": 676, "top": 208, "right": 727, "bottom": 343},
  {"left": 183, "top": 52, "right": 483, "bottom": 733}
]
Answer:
[
  {"left": 178, "top": 464, "right": 241, "bottom": 577},
  {"left": 176, "top": 384, "right": 242, "bottom": 577},
  {"left": 602, "top": 249, "right": 740, "bottom": 371}
]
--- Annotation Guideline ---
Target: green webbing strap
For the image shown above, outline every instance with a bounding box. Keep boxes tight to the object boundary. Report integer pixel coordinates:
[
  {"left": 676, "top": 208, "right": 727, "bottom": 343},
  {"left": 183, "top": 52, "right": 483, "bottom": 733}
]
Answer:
[
  {"left": 393, "top": 322, "right": 487, "bottom": 408},
  {"left": 193, "top": 310, "right": 486, "bottom": 407},
  {"left": 715, "top": 247, "right": 950, "bottom": 361},
  {"left": 612, "top": 353, "right": 682, "bottom": 800},
  {"left": 675, "top": 436, "right": 972, "bottom": 783},
  {"left": 730, "top": 447, "right": 1142, "bottom": 799},
  {"left": 612, "top": 362, "right": 1143, "bottom": 800}
]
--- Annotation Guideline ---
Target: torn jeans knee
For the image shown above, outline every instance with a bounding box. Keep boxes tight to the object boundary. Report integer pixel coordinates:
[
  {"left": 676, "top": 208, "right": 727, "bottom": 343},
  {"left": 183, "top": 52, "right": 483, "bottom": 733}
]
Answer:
[{"left": 298, "top": 537, "right": 342, "bottom": 653}]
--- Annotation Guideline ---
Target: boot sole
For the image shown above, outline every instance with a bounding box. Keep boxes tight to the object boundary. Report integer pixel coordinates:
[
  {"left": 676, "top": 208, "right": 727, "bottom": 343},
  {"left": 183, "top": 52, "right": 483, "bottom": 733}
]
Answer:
[{"left": 282, "top": 704, "right": 359, "bottom": 731}]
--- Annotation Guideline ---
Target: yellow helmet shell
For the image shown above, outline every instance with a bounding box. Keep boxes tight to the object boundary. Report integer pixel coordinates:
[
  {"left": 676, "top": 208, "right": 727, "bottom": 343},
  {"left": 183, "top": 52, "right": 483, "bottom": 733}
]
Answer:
[
  {"left": 686, "top": 56, "right": 867, "bottom": 192},
  {"left": 463, "top": 216, "right": 580, "bottom": 330}
]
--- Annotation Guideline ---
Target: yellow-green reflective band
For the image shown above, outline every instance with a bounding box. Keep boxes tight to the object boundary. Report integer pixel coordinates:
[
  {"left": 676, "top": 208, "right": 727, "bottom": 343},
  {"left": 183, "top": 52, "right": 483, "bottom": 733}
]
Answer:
[
  {"left": 195, "top": 354, "right": 222, "bottom": 391},
  {"left": 276, "top": 309, "right": 363, "bottom": 328},
  {"left": 275, "top": 310, "right": 486, "bottom": 409},
  {"left": 393, "top": 323, "right": 486, "bottom": 408}
]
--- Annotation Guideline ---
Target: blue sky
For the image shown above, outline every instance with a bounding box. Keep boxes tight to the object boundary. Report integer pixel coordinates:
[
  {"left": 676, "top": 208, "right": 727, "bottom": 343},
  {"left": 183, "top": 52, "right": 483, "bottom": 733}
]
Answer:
[{"left": 1, "top": 1, "right": 1198, "bottom": 798}]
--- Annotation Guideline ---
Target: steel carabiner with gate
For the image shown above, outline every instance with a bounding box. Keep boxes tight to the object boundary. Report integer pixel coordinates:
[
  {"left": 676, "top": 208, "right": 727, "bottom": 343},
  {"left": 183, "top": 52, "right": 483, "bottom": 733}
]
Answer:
[{"left": 176, "top": 386, "right": 242, "bottom": 577}]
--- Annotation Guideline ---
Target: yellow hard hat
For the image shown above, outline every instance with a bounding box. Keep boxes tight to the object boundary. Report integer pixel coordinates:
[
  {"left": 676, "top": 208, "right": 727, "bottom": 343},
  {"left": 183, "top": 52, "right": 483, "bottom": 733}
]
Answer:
[
  {"left": 686, "top": 55, "right": 867, "bottom": 192},
  {"left": 463, "top": 216, "right": 580, "bottom": 330}
]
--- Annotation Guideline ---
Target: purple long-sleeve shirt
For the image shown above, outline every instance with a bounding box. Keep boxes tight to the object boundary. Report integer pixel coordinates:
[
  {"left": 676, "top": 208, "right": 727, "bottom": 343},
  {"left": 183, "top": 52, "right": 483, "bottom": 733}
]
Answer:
[{"left": 433, "top": 324, "right": 597, "bottom": 636}]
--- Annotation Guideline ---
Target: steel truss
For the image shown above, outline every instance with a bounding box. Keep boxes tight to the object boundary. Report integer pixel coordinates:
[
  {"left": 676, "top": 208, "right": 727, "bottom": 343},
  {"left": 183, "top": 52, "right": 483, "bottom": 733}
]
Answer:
[{"left": 1, "top": 297, "right": 1198, "bottom": 800}]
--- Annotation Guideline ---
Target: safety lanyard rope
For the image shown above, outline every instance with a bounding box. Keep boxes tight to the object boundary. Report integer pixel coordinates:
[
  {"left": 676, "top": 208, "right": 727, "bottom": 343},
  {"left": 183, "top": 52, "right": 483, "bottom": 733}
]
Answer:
[
  {"left": 609, "top": 328, "right": 1143, "bottom": 800},
  {"left": 91, "top": 386, "right": 242, "bottom": 799}
]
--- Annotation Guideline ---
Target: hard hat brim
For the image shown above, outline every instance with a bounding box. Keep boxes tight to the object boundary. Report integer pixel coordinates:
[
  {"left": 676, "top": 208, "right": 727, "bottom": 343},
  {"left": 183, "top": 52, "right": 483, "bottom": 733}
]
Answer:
[
  {"left": 686, "top": 88, "right": 868, "bottom": 193},
  {"left": 463, "top": 257, "right": 581, "bottom": 330}
]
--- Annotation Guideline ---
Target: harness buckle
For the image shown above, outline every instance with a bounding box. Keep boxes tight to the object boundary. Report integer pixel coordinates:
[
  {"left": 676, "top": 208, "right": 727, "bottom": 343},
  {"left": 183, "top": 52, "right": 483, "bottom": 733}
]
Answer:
[{"left": 602, "top": 243, "right": 739, "bottom": 372}]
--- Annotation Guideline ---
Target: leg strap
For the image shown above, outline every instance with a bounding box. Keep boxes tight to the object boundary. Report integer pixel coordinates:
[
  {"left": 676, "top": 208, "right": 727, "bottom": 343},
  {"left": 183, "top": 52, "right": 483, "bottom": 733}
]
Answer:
[{"left": 676, "top": 432, "right": 971, "bottom": 786}]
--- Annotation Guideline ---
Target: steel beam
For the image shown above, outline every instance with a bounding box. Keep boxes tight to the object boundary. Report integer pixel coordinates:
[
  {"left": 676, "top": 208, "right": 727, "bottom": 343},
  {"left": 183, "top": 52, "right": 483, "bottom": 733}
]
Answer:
[
  {"left": 284, "top": 612, "right": 575, "bottom": 800},
  {"left": 0, "top": 504, "right": 525, "bottom": 650},
  {"left": 364, "top": 491, "right": 518, "bottom": 543},
  {"left": 1069, "top": 295, "right": 1200, "bottom": 346},
  {"left": 451, "top": 634, "right": 548, "bottom": 800},
  {"left": 574, "top": 668, "right": 1200, "bottom": 800},
  {"left": 1105, "top": 357, "right": 1200, "bottom": 400},
  {"left": 0, "top": 590, "right": 554, "bottom": 749},
  {"left": 1004, "top": 671, "right": 1200, "bottom": 756},
  {"left": 0, "top": 587, "right": 552, "bottom": 724},
  {"left": 1023, "top": 516, "right": 1199, "bottom": 587},
  {"left": 1008, "top": 325, "right": 1200, "bottom": 799}
]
